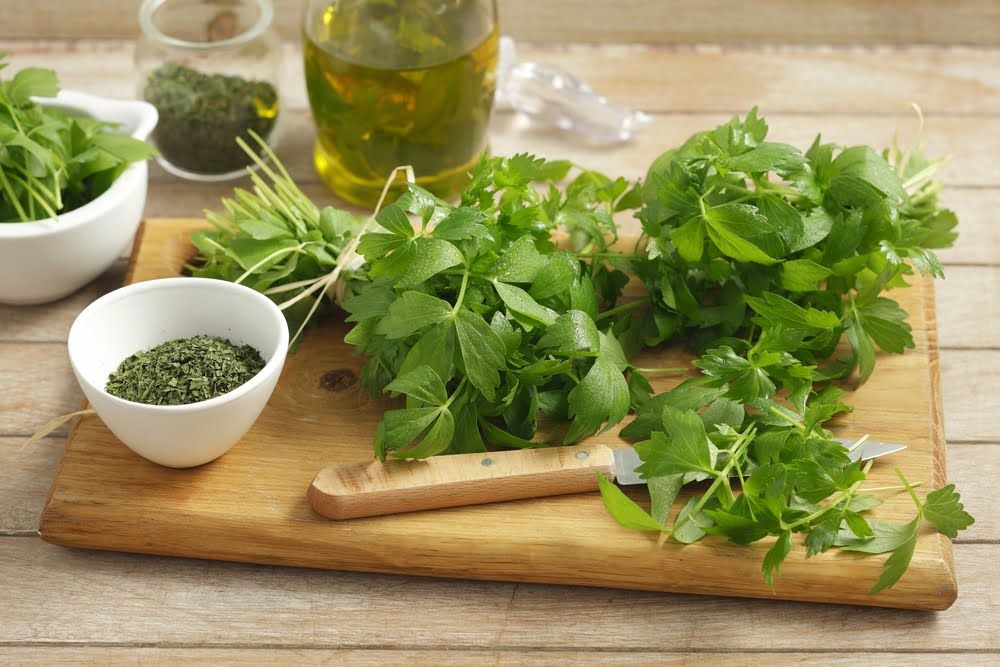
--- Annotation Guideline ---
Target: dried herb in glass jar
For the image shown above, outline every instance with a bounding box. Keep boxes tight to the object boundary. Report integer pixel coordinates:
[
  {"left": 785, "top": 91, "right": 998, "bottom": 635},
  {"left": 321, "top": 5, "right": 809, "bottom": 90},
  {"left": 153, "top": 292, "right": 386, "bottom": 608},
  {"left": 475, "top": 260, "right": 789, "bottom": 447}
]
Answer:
[
  {"left": 143, "top": 62, "right": 279, "bottom": 176},
  {"left": 105, "top": 335, "right": 267, "bottom": 406}
]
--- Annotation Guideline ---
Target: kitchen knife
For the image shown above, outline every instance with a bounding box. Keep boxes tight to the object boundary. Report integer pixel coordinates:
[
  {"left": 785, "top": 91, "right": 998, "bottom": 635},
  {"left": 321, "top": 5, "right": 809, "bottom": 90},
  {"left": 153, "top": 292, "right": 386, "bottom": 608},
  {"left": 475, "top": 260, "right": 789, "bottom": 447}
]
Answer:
[{"left": 308, "top": 438, "right": 905, "bottom": 521}]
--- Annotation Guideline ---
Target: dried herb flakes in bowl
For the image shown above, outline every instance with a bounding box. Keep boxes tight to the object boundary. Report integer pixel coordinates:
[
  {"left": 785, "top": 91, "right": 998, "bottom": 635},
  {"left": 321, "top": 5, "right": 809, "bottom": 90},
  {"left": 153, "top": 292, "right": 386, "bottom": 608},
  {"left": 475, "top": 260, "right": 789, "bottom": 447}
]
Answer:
[
  {"left": 105, "top": 335, "right": 266, "bottom": 406},
  {"left": 143, "top": 62, "right": 279, "bottom": 176}
]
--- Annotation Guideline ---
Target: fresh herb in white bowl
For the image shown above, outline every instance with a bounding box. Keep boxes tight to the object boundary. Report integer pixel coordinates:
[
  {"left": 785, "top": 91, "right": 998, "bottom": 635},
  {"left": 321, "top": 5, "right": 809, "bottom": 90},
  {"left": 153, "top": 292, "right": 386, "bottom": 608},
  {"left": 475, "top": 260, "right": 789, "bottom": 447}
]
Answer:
[{"left": 0, "top": 55, "right": 158, "bottom": 304}]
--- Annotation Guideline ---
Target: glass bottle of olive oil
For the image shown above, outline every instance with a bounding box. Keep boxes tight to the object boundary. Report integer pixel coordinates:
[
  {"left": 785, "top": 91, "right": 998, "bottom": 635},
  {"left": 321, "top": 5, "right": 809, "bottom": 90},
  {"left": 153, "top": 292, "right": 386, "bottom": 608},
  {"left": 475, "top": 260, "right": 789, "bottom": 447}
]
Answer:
[{"left": 303, "top": 1, "right": 499, "bottom": 206}]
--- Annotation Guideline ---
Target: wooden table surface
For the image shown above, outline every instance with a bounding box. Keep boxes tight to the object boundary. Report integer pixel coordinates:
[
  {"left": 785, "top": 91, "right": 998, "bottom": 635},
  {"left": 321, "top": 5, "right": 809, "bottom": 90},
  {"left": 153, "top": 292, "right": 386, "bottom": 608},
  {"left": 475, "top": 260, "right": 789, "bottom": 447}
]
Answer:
[{"left": 2, "top": 36, "right": 999, "bottom": 665}]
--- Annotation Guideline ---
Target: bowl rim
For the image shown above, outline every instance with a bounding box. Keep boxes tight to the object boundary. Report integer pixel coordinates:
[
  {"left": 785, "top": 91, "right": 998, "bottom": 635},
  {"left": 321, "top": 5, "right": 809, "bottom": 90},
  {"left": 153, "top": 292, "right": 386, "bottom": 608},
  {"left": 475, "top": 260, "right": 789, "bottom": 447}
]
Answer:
[
  {"left": 0, "top": 91, "right": 157, "bottom": 239},
  {"left": 68, "top": 277, "right": 290, "bottom": 414}
]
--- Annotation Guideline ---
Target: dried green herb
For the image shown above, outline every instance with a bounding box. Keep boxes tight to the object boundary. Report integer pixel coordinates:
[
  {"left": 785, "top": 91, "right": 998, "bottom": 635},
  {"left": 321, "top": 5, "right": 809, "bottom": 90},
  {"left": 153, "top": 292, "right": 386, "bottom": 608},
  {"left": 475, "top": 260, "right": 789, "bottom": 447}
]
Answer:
[
  {"left": 143, "top": 62, "right": 279, "bottom": 175},
  {"left": 105, "top": 335, "right": 266, "bottom": 406}
]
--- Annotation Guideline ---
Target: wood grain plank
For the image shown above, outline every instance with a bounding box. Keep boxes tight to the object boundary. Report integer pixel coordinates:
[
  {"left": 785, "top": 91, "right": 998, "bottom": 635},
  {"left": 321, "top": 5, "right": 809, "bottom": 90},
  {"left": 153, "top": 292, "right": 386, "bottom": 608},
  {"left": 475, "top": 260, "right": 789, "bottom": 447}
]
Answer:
[
  {"left": 942, "top": 351, "right": 1000, "bottom": 442},
  {"left": 936, "top": 189, "right": 1000, "bottom": 266},
  {"left": 0, "top": 537, "right": 995, "bottom": 650},
  {"left": 3, "top": 436, "right": 995, "bottom": 542},
  {"left": 948, "top": 444, "right": 998, "bottom": 544},
  {"left": 0, "top": 436, "right": 63, "bottom": 535},
  {"left": 4, "top": 0, "right": 1000, "bottom": 45},
  {"left": 0, "top": 260, "right": 128, "bottom": 343},
  {"left": 0, "top": 344, "right": 79, "bottom": 437},
  {"left": 5, "top": 40, "right": 1000, "bottom": 115},
  {"left": 935, "top": 266, "right": 1000, "bottom": 348},
  {"left": 2, "top": 648, "right": 998, "bottom": 665}
]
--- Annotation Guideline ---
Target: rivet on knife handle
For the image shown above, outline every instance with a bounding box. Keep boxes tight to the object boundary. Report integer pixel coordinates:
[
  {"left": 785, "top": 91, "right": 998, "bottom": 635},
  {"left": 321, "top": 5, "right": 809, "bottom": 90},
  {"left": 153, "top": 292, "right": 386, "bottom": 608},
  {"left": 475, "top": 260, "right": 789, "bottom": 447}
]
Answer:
[{"left": 308, "top": 443, "right": 615, "bottom": 520}]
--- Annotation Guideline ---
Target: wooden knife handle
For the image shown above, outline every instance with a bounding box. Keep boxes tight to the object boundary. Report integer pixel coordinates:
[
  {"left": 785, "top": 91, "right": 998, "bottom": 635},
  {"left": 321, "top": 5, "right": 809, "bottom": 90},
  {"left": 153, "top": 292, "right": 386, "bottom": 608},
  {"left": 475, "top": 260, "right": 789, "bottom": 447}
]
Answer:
[{"left": 308, "top": 443, "right": 615, "bottom": 520}]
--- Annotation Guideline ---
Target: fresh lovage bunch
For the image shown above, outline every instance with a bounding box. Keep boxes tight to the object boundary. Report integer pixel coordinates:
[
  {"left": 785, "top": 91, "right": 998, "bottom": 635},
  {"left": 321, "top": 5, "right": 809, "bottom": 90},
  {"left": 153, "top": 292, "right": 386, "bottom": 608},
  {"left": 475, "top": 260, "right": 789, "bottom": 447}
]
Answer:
[
  {"left": 622, "top": 107, "right": 956, "bottom": 377},
  {"left": 343, "top": 154, "right": 642, "bottom": 460},
  {"left": 0, "top": 55, "right": 156, "bottom": 222},
  {"left": 599, "top": 109, "right": 971, "bottom": 593}
]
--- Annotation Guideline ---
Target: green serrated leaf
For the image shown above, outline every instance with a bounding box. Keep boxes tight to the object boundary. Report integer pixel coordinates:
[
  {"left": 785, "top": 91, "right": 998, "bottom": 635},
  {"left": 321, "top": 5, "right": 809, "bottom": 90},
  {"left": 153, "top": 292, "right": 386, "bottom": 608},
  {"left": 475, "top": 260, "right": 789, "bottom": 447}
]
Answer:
[
  {"left": 376, "top": 291, "right": 453, "bottom": 339},
  {"left": 597, "top": 475, "right": 664, "bottom": 532}
]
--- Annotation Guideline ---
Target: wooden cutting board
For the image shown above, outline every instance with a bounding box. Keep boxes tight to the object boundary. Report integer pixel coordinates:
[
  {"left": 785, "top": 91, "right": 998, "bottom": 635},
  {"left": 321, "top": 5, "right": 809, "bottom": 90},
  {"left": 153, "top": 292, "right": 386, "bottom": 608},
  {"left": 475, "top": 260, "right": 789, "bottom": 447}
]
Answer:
[{"left": 40, "top": 218, "right": 956, "bottom": 610}]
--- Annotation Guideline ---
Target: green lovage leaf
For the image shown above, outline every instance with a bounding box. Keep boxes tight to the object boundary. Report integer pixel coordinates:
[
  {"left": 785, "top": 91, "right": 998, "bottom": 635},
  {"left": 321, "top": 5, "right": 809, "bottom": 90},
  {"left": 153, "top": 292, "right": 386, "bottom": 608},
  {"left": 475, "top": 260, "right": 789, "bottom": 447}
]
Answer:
[
  {"left": 398, "top": 322, "right": 456, "bottom": 384},
  {"left": 454, "top": 308, "right": 507, "bottom": 401},
  {"left": 779, "top": 258, "right": 832, "bottom": 292},
  {"left": 867, "top": 528, "right": 919, "bottom": 595},
  {"left": 537, "top": 310, "right": 600, "bottom": 355},
  {"left": 921, "top": 484, "right": 975, "bottom": 538},
  {"left": 620, "top": 379, "right": 726, "bottom": 441},
  {"left": 694, "top": 345, "right": 776, "bottom": 403},
  {"left": 375, "top": 202, "right": 415, "bottom": 237},
  {"left": 702, "top": 203, "right": 780, "bottom": 265},
  {"left": 829, "top": 145, "right": 907, "bottom": 205},
  {"left": 669, "top": 217, "right": 705, "bottom": 262},
  {"left": 529, "top": 251, "right": 580, "bottom": 300},
  {"left": 376, "top": 292, "right": 453, "bottom": 339},
  {"left": 648, "top": 473, "right": 685, "bottom": 524},
  {"left": 744, "top": 292, "right": 840, "bottom": 331},
  {"left": 724, "top": 142, "right": 805, "bottom": 176},
  {"left": 432, "top": 207, "right": 492, "bottom": 241},
  {"left": 392, "top": 408, "right": 455, "bottom": 459},
  {"left": 597, "top": 475, "right": 665, "bottom": 532},
  {"left": 565, "top": 357, "right": 630, "bottom": 443},
  {"left": 385, "top": 365, "right": 448, "bottom": 406},
  {"left": 394, "top": 238, "right": 464, "bottom": 288},
  {"left": 494, "top": 281, "right": 559, "bottom": 327},
  {"left": 634, "top": 407, "right": 716, "bottom": 478},
  {"left": 762, "top": 530, "right": 793, "bottom": 589},
  {"left": 6, "top": 65, "right": 59, "bottom": 103},
  {"left": 490, "top": 236, "right": 548, "bottom": 283},
  {"left": 854, "top": 297, "right": 914, "bottom": 354}
]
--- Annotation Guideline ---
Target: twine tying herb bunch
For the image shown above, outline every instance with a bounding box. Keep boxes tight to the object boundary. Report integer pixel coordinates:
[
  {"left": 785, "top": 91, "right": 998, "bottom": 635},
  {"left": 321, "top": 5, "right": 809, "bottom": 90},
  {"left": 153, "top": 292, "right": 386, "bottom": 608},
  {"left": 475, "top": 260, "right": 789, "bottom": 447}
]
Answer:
[
  {"left": 191, "top": 131, "right": 412, "bottom": 347},
  {"left": 105, "top": 335, "right": 266, "bottom": 406},
  {"left": 143, "top": 62, "right": 279, "bottom": 175}
]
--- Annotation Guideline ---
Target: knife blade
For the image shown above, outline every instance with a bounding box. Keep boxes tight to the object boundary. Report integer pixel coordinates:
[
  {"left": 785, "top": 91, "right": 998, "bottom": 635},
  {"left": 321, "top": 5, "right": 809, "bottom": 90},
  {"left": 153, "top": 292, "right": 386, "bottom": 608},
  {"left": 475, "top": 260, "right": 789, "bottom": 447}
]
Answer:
[{"left": 308, "top": 438, "right": 906, "bottom": 521}]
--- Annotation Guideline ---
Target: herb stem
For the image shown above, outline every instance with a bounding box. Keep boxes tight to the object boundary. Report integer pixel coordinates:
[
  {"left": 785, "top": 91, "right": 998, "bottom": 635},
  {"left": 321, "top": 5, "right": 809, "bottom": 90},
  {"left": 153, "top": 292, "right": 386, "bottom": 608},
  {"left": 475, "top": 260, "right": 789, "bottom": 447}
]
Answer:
[
  {"left": 634, "top": 367, "right": 687, "bottom": 374},
  {"left": 452, "top": 270, "right": 471, "bottom": 316},
  {"left": 596, "top": 297, "right": 651, "bottom": 321},
  {"left": 784, "top": 460, "right": 874, "bottom": 531},
  {"left": 894, "top": 467, "right": 924, "bottom": 508},
  {"left": 667, "top": 427, "right": 754, "bottom": 540}
]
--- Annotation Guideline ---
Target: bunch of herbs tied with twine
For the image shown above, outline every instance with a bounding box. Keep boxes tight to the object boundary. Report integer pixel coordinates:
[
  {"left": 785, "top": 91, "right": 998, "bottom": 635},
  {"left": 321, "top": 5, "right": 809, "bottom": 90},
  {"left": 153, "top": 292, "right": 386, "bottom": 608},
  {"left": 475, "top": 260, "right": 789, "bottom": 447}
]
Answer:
[
  {"left": 188, "top": 110, "right": 972, "bottom": 593},
  {"left": 0, "top": 55, "right": 156, "bottom": 222},
  {"left": 143, "top": 62, "right": 278, "bottom": 175}
]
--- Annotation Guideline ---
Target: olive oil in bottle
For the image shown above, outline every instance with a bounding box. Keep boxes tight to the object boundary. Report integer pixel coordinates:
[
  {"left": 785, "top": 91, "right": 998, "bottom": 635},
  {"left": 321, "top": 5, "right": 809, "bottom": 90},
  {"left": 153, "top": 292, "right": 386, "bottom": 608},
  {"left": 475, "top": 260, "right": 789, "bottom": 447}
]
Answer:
[{"left": 303, "top": 1, "right": 499, "bottom": 206}]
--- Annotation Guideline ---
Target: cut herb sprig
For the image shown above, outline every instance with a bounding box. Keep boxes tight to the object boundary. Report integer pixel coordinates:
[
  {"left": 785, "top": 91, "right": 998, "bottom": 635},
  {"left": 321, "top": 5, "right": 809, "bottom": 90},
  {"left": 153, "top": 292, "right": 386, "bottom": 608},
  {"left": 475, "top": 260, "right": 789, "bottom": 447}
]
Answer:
[{"left": 599, "top": 108, "right": 971, "bottom": 592}]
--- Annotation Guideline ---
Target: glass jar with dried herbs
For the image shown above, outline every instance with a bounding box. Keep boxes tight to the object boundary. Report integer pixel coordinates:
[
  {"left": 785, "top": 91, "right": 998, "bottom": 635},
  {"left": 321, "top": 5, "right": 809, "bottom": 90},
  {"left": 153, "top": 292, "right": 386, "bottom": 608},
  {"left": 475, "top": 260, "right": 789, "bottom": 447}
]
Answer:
[{"left": 135, "top": 0, "right": 283, "bottom": 181}]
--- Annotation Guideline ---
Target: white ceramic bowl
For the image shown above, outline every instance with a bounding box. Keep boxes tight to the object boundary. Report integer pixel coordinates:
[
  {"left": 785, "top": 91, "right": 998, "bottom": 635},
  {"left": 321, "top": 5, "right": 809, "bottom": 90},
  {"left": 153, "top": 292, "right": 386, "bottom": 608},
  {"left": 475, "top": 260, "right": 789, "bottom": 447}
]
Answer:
[
  {"left": 67, "top": 277, "right": 289, "bottom": 468},
  {"left": 0, "top": 91, "right": 158, "bottom": 305}
]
